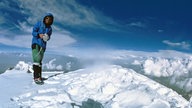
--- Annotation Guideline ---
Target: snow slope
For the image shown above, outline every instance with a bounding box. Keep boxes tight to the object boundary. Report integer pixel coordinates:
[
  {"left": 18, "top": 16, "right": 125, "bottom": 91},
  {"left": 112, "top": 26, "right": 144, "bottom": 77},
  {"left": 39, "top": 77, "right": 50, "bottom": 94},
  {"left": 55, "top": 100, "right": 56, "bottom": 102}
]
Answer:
[{"left": 0, "top": 61, "right": 190, "bottom": 108}]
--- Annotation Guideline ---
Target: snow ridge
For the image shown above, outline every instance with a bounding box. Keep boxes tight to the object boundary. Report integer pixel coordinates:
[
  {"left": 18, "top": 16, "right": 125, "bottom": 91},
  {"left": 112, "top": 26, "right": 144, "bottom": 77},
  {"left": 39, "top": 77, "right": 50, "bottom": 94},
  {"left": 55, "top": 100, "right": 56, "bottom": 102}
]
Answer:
[{"left": 10, "top": 64, "right": 188, "bottom": 108}]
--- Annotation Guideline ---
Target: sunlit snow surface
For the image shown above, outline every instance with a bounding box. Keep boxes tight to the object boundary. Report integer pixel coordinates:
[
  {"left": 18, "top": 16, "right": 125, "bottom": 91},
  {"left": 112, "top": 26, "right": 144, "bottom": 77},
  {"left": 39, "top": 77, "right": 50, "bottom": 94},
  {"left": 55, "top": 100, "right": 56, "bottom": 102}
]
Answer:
[{"left": 0, "top": 61, "right": 191, "bottom": 108}]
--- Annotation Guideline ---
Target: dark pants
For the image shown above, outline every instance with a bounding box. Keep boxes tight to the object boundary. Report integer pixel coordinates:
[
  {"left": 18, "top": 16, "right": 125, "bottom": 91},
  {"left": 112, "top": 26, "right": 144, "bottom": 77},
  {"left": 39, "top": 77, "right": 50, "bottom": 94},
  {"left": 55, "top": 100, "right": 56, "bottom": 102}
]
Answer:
[{"left": 32, "top": 44, "right": 45, "bottom": 79}]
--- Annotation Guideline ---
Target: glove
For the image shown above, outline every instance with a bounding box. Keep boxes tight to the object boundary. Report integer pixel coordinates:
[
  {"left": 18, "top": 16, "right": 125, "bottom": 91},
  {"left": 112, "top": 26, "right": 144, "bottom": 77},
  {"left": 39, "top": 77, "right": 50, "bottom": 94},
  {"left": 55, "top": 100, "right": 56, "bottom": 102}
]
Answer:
[{"left": 42, "top": 34, "right": 49, "bottom": 42}]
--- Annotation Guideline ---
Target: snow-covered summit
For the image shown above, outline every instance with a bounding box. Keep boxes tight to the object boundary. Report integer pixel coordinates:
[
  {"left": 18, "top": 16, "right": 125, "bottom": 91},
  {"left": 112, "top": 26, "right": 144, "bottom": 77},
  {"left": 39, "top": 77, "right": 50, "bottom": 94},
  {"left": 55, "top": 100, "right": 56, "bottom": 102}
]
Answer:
[{"left": 0, "top": 61, "right": 190, "bottom": 108}]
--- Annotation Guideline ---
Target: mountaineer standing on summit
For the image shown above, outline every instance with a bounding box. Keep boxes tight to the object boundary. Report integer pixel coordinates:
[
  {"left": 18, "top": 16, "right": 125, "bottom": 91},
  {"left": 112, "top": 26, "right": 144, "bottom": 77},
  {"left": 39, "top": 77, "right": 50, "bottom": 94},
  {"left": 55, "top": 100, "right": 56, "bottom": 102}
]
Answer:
[{"left": 31, "top": 13, "right": 54, "bottom": 84}]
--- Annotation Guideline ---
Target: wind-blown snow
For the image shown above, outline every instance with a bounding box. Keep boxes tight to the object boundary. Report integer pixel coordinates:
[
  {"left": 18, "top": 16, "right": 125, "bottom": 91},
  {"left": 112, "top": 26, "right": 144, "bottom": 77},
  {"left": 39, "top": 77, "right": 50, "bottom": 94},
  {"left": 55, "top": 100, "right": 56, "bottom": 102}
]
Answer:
[{"left": 0, "top": 61, "right": 190, "bottom": 108}]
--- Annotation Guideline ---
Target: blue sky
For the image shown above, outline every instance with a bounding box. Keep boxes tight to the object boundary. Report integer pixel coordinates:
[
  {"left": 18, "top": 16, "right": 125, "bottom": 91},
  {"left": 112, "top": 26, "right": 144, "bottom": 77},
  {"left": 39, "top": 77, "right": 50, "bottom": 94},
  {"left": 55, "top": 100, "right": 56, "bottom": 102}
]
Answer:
[
  {"left": 75, "top": 0, "right": 192, "bottom": 51},
  {"left": 0, "top": 0, "right": 192, "bottom": 53}
]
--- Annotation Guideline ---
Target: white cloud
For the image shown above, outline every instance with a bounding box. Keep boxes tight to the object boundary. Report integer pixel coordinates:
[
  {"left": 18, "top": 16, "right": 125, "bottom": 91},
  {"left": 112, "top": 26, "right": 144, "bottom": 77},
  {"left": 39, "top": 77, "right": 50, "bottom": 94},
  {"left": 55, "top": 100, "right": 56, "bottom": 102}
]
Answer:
[
  {"left": 17, "top": 22, "right": 32, "bottom": 33},
  {"left": 17, "top": 0, "right": 112, "bottom": 29},
  {"left": 163, "top": 40, "right": 191, "bottom": 50},
  {"left": 128, "top": 22, "right": 146, "bottom": 28},
  {"left": 0, "top": 32, "right": 76, "bottom": 50},
  {"left": 157, "top": 29, "right": 164, "bottom": 33},
  {"left": 47, "top": 32, "right": 76, "bottom": 50},
  {"left": 0, "top": 35, "right": 31, "bottom": 48},
  {"left": 64, "top": 47, "right": 192, "bottom": 63},
  {"left": 0, "top": 16, "right": 5, "bottom": 25}
]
